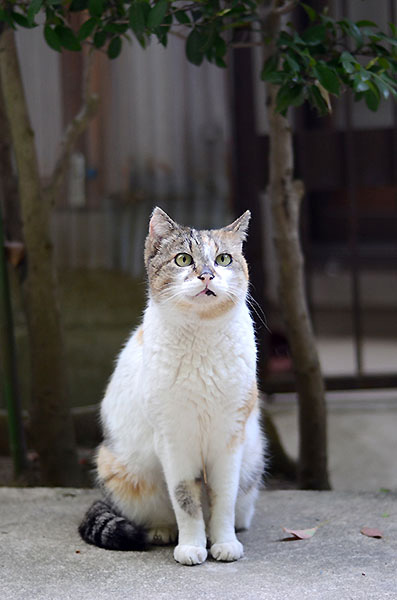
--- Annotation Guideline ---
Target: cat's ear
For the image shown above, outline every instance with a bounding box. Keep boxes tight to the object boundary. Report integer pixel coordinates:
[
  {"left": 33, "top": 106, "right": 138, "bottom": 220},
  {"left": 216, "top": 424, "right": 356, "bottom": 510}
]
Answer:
[
  {"left": 224, "top": 210, "right": 251, "bottom": 242},
  {"left": 149, "top": 207, "right": 178, "bottom": 240}
]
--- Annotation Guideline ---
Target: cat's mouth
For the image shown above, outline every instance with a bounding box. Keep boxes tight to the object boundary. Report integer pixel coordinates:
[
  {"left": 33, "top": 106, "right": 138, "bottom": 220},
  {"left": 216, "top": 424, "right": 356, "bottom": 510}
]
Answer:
[{"left": 196, "top": 287, "right": 217, "bottom": 298}]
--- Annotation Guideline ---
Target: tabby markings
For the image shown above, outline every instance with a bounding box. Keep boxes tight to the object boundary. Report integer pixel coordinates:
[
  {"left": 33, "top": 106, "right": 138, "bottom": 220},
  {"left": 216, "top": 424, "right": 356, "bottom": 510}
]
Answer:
[{"left": 174, "top": 479, "right": 202, "bottom": 518}]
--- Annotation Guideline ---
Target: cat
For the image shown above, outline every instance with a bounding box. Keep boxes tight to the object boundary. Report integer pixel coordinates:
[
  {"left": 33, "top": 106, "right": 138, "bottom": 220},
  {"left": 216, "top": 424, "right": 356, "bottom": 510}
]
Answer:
[{"left": 79, "top": 207, "right": 265, "bottom": 565}]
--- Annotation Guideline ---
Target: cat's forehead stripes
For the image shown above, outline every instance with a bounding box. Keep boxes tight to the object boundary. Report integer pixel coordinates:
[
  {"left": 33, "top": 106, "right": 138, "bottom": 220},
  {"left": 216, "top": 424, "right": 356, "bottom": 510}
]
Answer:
[{"left": 189, "top": 230, "right": 219, "bottom": 264}]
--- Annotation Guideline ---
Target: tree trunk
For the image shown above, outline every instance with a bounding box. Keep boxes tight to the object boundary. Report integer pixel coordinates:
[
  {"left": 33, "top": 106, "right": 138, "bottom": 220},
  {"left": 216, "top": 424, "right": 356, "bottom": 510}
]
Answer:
[
  {"left": 0, "top": 84, "right": 22, "bottom": 243},
  {"left": 0, "top": 28, "right": 82, "bottom": 486},
  {"left": 264, "top": 11, "right": 330, "bottom": 490}
]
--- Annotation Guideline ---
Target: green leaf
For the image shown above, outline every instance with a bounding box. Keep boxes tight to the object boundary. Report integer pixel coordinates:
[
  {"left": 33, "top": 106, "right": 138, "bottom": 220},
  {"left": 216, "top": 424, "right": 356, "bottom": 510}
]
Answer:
[
  {"left": 129, "top": 1, "right": 146, "bottom": 36},
  {"left": 308, "top": 85, "right": 329, "bottom": 115},
  {"left": 262, "top": 70, "right": 286, "bottom": 85},
  {"left": 301, "top": 23, "right": 327, "bottom": 45},
  {"left": 27, "top": 0, "right": 43, "bottom": 26},
  {"left": 186, "top": 28, "right": 205, "bottom": 66},
  {"left": 105, "top": 23, "right": 129, "bottom": 35},
  {"left": 44, "top": 24, "right": 62, "bottom": 51},
  {"left": 93, "top": 30, "right": 107, "bottom": 48},
  {"left": 364, "top": 85, "right": 380, "bottom": 111},
  {"left": 372, "top": 74, "right": 391, "bottom": 100},
  {"left": 215, "top": 56, "right": 227, "bottom": 68},
  {"left": 175, "top": 10, "right": 190, "bottom": 25},
  {"left": 70, "top": 0, "right": 88, "bottom": 10},
  {"left": 301, "top": 2, "right": 316, "bottom": 23},
  {"left": 147, "top": 0, "right": 168, "bottom": 30},
  {"left": 338, "top": 18, "right": 364, "bottom": 48},
  {"left": 340, "top": 51, "right": 357, "bottom": 73},
  {"left": 314, "top": 63, "right": 340, "bottom": 95},
  {"left": 55, "top": 25, "right": 82, "bottom": 51},
  {"left": 213, "top": 35, "right": 227, "bottom": 59},
  {"left": 11, "top": 12, "right": 31, "bottom": 28},
  {"left": 378, "top": 57, "right": 391, "bottom": 69},
  {"left": 285, "top": 53, "right": 300, "bottom": 72},
  {"left": 88, "top": 0, "right": 104, "bottom": 18},
  {"left": 78, "top": 17, "right": 97, "bottom": 41},
  {"left": 356, "top": 20, "right": 377, "bottom": 28},
  {"left": 276, "top": 83, "right": 305, "bottom": 114},
  {"left": 348, "top": 21, "right": 364, "bottom": 49},
  {"left": 108, "top": 36, "right": 122, "bottom": 59},
  {"left": 353, "top": 74, "right": 370, "bottom": 92},
  {"left": 372, "top": 32, "right": 397, "bottom": 47},
  {"left": 261, "top": 54, "right": 279, "bottom": 81}
]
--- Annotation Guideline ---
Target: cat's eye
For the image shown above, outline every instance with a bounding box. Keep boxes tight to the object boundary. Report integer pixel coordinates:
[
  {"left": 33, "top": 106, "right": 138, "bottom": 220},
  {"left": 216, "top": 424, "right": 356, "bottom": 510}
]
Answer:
[
  {"left": 215, "top": 253, "right": 232, "bottom": 267},
  {"left": 175, "top": 253, "right": 193, "bottom": 267}
]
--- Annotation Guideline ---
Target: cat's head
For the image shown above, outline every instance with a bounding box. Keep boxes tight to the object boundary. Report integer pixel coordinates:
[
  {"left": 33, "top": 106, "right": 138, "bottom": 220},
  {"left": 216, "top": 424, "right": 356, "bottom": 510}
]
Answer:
[{"left": 144, "top": 207, "right": 250, "bottom": 319}]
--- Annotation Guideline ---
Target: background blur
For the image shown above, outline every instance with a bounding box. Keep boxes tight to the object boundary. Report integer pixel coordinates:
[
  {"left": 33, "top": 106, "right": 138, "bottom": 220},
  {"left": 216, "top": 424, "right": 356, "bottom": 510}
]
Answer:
[{"left": 1, "top": 0, "right": 396, "bottom": 490}]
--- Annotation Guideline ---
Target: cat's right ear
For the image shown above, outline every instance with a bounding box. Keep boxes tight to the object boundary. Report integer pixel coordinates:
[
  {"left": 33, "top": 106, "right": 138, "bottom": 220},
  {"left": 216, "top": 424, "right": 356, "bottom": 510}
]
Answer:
[{"left": 149, "top": 207, "right": 178, "bottom": 241}]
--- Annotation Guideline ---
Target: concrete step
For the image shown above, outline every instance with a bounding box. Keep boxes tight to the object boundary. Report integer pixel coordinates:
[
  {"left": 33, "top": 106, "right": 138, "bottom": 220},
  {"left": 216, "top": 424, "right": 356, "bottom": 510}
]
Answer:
[{"left": 1, "top": 488, "right": 396, "bottom": 600}]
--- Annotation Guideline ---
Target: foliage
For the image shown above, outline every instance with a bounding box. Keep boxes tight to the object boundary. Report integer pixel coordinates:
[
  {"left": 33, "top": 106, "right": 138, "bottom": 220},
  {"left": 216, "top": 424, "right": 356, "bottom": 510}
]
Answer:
[
  {"left": 262, "top": 5, "right": 397, "bottom": 115},
  {"left": 0, "top": 1, "right": 396, "bottom": 113}
]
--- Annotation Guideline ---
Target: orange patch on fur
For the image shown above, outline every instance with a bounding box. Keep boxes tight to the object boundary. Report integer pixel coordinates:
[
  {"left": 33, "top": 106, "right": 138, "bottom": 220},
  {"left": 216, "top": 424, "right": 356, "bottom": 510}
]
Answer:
[
  {"left": 197, "top": 298, "right": 236, "bottom": 320},
  {"left": 97, "top": 445, "right": 155, "bottom": 502},
  {"left": 136, "top": 327, "right": 144, "bottom": 345},
  {"left": 228, "top": 385, "right": 259, "bottom": 450}
]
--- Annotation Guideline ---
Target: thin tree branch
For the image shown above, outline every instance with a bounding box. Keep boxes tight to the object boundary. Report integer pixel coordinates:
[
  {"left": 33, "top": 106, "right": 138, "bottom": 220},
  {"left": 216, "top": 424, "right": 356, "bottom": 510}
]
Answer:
[
  {"left": 46, "top": 50, "right": 99, "bottom": 202},
  {"left": 230, "top": 41, "right": 264, "bottom": 48},
  {"left": 272, "top": 0, "right": 298, "bottom": 16}
]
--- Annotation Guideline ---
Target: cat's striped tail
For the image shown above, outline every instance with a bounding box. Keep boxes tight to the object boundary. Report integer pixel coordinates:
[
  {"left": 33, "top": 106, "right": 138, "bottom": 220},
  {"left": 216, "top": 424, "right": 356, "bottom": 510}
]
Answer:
[{"left": 78, "top": 500, "right": 148, "bottom": 551}]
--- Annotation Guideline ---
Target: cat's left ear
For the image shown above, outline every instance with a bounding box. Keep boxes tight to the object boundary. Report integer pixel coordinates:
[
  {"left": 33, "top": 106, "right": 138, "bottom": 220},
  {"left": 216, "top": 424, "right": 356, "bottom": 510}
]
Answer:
[
  {"left": 224, "top": 210, "right": 251, "bottom": 242},
  {"left": 149, "top": 207, "right": 178, "bottom": 240}
]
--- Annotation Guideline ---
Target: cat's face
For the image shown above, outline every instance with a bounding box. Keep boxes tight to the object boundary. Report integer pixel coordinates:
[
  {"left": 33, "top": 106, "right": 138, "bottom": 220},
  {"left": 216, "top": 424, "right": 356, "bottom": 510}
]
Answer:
[{"left": 144, "top": 208, "right": 250, "bottom": 319}]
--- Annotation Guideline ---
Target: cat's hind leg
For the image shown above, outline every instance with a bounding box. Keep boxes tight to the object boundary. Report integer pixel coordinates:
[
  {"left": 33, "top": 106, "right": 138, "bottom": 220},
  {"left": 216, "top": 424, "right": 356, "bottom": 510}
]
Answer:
[
  {"left": 93, "top": 444, "right": 177, "bottom": 549},
  {"left": 235, "top": 427, "right": 264, "bottom": 531},
  {"left": 235, "top": 484, "right": 260, "bottom": 531},
  {"left": 147, "top": 526, "right": 178, "bottom": 546}
]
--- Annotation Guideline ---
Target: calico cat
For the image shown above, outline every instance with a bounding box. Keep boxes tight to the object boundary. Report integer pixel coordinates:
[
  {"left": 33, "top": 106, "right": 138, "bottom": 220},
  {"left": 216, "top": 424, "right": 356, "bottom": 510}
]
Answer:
[{"left": 79, "top": 207, "right": 265, "bottom": 565}]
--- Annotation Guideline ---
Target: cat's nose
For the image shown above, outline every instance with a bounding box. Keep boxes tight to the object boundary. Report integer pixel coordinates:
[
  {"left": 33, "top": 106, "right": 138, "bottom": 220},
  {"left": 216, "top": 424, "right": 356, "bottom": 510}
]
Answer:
[{"left": 198, "top": 266, "right": 215, "bottom": 282}]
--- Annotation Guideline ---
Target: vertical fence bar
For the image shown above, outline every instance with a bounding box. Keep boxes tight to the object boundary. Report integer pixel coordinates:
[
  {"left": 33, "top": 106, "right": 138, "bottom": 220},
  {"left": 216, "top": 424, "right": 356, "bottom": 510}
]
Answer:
[
  {"left": 0, "top": 206, "right": 27, "bottom": 477},
  {"left": 390, "top": 0, "right": 397, "bottom": 355},
  {"left": 342, "top": 0, "right": 363, "bottom": 376},
  {"left": 391, "top": 0, "right": 397, "bottom": 189},
  {"left": 344, "top": 87, "right": 364, "bottom": 376}
]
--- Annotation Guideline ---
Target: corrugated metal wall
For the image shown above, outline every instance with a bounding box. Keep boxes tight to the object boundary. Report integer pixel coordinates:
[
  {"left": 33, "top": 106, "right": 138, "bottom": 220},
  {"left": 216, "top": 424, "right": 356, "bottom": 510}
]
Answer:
[{"left": 15, "top": 29, "right": 234, "bottom": 276}]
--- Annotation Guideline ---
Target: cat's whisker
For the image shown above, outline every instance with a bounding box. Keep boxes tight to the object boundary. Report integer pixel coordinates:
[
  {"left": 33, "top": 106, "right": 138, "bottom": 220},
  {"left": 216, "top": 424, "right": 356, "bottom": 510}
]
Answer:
[{"left": 246, "top": 292, "right": 271, "bottom": 333}]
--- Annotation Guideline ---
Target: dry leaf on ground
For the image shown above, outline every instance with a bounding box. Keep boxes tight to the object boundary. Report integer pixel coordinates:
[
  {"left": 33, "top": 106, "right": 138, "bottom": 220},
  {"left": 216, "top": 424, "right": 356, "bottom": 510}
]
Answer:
[
  {"left": 282, "top": 527, "right": 318, "bottom": 540},
  {"left": 360, "top": 527, "right": 383, "bottom": 539}
]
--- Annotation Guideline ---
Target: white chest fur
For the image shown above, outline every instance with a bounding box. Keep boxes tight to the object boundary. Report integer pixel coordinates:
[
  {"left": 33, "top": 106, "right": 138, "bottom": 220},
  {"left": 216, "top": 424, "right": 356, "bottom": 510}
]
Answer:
[{"left": 142, "top": 300, "right": 256, "bottom": 405}]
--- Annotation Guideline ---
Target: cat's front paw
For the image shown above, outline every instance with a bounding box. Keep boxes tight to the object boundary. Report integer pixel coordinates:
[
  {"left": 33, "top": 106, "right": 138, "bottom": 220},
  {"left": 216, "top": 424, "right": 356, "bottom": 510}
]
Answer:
[
  {"left": 210, "top": 540, "right": 244, "bottom": 562},
  {"left": 174, "top": 544, "right": 208, "bottom": 566}
]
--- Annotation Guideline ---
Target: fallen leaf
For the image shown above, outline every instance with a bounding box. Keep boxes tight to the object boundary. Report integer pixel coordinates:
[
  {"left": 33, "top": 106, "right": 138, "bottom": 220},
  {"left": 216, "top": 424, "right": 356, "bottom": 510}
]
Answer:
[
  {"left": 360, "top": 527, "right": 383, "bottom": 539},
  {"left": 283, "top": 526, "right": 318, "bottom": 540}
]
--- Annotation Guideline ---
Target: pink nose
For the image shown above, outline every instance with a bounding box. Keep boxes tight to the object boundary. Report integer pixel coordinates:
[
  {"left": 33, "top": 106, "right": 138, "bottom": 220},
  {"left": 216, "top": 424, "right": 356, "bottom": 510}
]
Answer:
[{"left": 198, "top": 267, "right": 214, "bottom": 283}]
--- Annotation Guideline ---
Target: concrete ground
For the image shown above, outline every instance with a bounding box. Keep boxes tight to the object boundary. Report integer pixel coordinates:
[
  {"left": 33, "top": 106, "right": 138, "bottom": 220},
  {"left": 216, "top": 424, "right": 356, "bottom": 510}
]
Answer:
[
  {"left": 267, "top": 389, "right": 397, "bottom": 492},
  {"left": 1, "top": 488, "right": 396, "bottom": 600}
]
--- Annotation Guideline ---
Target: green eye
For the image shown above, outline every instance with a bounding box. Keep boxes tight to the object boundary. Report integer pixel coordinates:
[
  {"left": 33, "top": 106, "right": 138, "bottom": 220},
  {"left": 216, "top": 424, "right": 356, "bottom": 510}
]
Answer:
[
  {"left": 175, "top": 253, "right": 193, "bottom": 267},
  {"left": 215, "top": 253, "right": 232, "bottom": 267}
]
